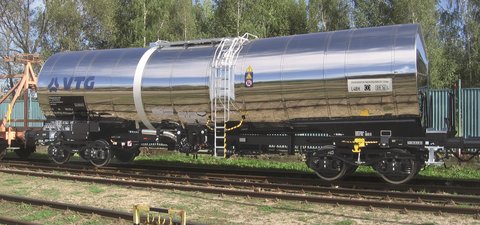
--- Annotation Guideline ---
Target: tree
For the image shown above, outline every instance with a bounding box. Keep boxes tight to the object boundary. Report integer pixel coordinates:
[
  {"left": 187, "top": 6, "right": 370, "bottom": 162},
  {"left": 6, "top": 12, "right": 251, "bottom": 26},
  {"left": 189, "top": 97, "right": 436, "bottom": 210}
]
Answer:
[
  {"left": 112, "top": 0, "right": 137, "bottom": 47},
  {"left": 308, "top": 0, "right": 351, "bottom": 32},
  {"left": 440, "top": 0, "right": 480, "bottom": 87},
  {"left": 213, "top": 0, "right": 308, "bottom": 38},
  {"left": 166, "top": 0, "right": 197, "bottom": 41},
  {"left": 352, "top": 0, "right": 393, "bottom": 27},
  {"left": 41, "top": 0, "right": 116, "bottom": 55},
  {"left": 80, "top": 0, "right": 117, "bottom": 49},
  {"left": 291, "top": 0, "right": 308, "bottom": 34},
  {"left": 0, "top": 0, "right": 47, "bottom": 54},
  {"left": 42, "top": 0, "right": 83, "bottom": 54},
  {"left": 194, "top": 0, "right": 215, "bottom": 38},
  {"left": 462, "top": 0, "right": 480, "bottom": 86},
  {"left": 0, "top": 0, "right": 47, "bottom": 84},
  {"left": 113, "top": 0, "right": 198, "bottom": 47}
]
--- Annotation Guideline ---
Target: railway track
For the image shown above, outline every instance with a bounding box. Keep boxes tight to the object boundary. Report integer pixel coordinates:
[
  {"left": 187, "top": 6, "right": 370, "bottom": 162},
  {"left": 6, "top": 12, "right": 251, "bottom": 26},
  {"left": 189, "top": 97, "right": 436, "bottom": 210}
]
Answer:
[
  {"left": 4, "top": 158, "right": 480, "bottom": 195},
  {"left": 0, "top": 193, "right": 198, "bottom": 225},
  {"left": 6, "top": 158, "right": 480, "bottom": 193},
  {"left": 1, "top": 160, "right": 480, "bottom": 215}
]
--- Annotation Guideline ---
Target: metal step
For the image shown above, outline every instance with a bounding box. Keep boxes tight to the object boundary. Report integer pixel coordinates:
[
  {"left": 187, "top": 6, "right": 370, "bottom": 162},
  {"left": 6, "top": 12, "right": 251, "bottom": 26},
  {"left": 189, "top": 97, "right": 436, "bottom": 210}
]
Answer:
[{"left": 210, "top": 34, "right": 254, "bottom": 157}]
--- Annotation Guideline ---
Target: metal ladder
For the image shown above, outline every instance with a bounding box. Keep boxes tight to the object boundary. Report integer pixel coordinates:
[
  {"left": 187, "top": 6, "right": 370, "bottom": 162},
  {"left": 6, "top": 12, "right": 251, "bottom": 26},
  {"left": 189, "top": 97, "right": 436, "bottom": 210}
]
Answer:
[{"left": 209, "top": 33, "right": 254, "bottom": 157}]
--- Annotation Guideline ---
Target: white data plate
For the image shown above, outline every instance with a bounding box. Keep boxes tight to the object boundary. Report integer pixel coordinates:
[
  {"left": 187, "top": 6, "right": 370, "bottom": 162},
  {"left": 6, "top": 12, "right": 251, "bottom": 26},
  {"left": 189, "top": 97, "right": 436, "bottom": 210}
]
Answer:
[{"left": 347, "top": 78, "right": 393, "bottom": 93}]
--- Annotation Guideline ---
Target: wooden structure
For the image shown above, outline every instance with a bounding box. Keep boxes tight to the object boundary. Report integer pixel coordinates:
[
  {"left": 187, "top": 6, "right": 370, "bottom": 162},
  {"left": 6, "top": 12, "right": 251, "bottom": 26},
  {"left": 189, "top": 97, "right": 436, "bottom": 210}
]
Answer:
[{"left": 0, "top": 54, "right": 40, "bottom": 158}]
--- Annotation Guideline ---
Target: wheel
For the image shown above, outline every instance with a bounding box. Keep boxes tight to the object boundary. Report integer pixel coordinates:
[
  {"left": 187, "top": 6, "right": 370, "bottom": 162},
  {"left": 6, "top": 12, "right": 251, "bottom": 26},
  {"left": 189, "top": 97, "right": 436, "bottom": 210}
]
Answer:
[
  {"left": 306, "top": 145, "right": 348, "bottom": 181},
  {"left": 16, "top": 130, "right": 37, "bottom": 159},
  {"left": 78, "top": 146, "right": 89, "bottom": 161},
  {"left": 114, "top": 146, "right": 139, "bottom": 163},
  {"left": 48, "top": 145, "right": 71, "bottom": 164},
  {"left": 14, "top": 142, "right": 35, "bottom": 159},
  {"left": 0, "top": 139, "right": 7, "bottom": 160},
  {"left": 89, "top": 140, "right": 112, "bottom": 167},
  {"left": 177, "top": 137, "right": 192, "bottom": 153},
  {"left": 373, "top": 148, "right": 420, "bottom": 184}
]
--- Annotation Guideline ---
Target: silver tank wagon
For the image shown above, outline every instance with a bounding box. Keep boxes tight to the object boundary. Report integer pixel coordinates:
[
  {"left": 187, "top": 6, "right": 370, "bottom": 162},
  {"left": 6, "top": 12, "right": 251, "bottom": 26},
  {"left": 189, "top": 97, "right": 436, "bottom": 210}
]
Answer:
[
  {"left": 35, "top": 24, "right": 469, "bottom": 186},
  {"left": 37, "top": 24, "right": 428, "bottom": 128}
]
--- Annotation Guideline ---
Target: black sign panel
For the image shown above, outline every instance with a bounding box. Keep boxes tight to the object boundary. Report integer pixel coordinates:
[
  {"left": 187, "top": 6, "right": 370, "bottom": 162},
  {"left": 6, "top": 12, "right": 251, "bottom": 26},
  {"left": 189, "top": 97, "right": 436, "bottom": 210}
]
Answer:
[
  {"left": 244, "top": 66, "right": 254, "bottom": 88},
  {"left": 48, "top": 96, "right": 88, "bottom": 119}
]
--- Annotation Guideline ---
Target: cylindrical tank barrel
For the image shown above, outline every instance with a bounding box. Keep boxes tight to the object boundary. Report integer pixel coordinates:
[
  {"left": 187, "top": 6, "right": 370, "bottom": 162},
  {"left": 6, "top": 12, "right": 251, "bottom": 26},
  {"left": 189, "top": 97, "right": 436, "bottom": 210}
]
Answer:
[{"left": 37, "top": 24, "right": 428, "bottom": 128}]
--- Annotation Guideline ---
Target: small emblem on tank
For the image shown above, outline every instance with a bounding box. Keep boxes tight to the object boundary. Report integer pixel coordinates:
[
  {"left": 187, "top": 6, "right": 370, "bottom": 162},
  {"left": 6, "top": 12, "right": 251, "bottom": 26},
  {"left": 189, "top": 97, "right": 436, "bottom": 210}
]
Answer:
[
  {"left": 245, "top": 66, "right": 253, "bottom": 88},
  {"left": 48, "top": 77, "right": 59, "bottom": 92}
]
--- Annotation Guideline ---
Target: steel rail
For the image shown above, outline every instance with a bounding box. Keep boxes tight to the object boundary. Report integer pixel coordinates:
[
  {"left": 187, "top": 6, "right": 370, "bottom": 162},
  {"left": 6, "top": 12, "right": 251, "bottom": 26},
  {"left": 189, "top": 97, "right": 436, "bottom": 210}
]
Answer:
[
  {"left": 0, "top": 216, "right": 42, "bottom": 225},
  {"left": 0, "top": 193, "right": 202, "bottom": 225},
  {"left": 1, "top": 168, "right": 480, "bottom": 215},
  {"left": 0, "top": 193, "right": 132, "bottom": 219}
]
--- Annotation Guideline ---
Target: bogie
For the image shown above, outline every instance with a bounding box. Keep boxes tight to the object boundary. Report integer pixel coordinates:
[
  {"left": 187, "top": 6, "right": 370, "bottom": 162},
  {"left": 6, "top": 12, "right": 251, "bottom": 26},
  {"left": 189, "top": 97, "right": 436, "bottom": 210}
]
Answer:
[
  {"left": 306, "top": 146, "right": 349, "bottom": 181},
  {"left": 48, "top": 145, "right": 71, "bottom": 164},
  {"left": 305, "top": 144, "right": 425, "bottom": 184},
  {"left": 86, "top": 140, "right": 113, "bottom": 167},
  {"left": 373, "top": 148, "right": 421, "bottom": 184}
]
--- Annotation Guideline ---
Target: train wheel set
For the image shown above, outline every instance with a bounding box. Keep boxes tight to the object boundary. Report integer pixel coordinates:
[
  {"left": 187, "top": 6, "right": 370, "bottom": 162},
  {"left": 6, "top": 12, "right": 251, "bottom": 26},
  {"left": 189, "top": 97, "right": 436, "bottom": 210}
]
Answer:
[{"left": 45, "top": 136, "right": 139, "bottom": 167}]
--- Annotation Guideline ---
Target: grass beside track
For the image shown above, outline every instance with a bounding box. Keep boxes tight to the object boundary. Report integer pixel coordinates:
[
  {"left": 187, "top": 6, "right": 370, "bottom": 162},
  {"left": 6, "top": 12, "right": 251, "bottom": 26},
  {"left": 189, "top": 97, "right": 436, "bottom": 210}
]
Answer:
[
  {"left": 136, "top": 152, "right": 311, "bottom": 172},
  {"left": 6, "top": 149, "right": 480, "bottom": 180}
]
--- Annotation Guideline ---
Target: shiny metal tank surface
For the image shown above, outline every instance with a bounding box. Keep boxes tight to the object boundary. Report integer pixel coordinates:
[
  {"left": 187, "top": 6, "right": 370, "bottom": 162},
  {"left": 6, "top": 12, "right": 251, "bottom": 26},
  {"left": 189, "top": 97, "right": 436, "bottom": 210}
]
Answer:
[{"left": 37, "top": 24, "right": 428, "bottom": 127}]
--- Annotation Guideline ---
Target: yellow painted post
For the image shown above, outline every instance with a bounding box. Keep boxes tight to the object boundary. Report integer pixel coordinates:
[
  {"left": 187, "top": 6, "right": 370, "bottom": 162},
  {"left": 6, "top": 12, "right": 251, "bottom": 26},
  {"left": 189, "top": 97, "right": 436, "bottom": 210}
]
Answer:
[
  {"left": 6, "top": 104, "right": 11, "bottom": 125},
  {"left": 168, "top": 209, "right": 186, "bottom": 225},
  {"left": 133, "top": 204, "right": 150, "bottom": 225},
  {"left": 179, "top": 210, "right": 186, "bottom": 225},
  {"left": 224, "top": 122, "right": 227, "bottom": 159},
  {"left": 133, "top": 205, "right": 140, "bottom": 225}
]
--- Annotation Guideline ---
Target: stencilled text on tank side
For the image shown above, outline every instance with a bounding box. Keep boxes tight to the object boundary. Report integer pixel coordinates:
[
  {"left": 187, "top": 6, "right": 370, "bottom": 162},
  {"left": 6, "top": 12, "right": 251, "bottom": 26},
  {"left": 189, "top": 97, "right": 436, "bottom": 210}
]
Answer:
[{"left": 347, "top": 78, "right": 392, "bottom": 93}]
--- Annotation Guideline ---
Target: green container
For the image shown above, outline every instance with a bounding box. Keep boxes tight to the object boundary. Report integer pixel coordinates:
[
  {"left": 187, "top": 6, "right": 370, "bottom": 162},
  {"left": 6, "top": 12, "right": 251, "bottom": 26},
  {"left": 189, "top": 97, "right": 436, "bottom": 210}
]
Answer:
[
  {"left": 0, "top": 100, "right": 45, "bottom": 128},
  {"left": 427, "top": 89, "right": 451, "bottom": 131},
  {"left": 460, "top": 88, "right": 480, "bottom": 138}
]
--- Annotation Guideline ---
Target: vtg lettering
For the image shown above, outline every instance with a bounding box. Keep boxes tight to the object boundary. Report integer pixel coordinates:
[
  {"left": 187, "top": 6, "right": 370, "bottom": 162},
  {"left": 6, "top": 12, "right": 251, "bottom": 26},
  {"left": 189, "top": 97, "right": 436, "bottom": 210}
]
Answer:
[{"left": 48, "top": 76, "right": 95, "bottom": 92}]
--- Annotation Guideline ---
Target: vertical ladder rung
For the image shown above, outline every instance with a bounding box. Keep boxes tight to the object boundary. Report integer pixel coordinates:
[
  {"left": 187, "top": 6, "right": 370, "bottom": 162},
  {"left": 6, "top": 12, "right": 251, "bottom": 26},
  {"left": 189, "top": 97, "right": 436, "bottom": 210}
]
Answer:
[{"left": 210, "top": 35, "right": 251, "bottom": 157}]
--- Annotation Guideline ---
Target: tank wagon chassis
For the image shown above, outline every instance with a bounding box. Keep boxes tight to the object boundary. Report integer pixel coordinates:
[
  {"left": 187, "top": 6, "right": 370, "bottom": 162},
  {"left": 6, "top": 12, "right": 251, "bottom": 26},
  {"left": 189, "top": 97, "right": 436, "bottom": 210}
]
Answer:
[
  {"left": 38, "top": 118, "right": 178, "bottom": 167},
  {"left": 226, "top": 118, "right": 480, "bottom": 184},
  {"left": 34, "top": 24, "right": 480, "bottom": 184},
  {"left": 36, "top": 113, "right": 480, "bottom": 184}
]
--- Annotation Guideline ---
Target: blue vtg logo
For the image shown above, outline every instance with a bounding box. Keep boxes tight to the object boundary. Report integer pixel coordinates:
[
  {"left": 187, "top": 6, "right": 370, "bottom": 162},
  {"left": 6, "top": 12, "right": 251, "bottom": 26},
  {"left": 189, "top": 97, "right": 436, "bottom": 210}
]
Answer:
[{"left": 48, "top": 76, "right": 95, "bottom": 92}]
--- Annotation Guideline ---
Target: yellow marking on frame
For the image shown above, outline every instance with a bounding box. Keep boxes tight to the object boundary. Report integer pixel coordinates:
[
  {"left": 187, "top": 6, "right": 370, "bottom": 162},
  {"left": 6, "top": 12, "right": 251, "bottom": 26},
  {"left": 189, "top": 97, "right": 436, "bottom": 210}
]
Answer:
[
  {"left": 352, "top": 138, "right": 366, "bottom": 153},
  {"left": 360, "top": 109, "right": 369, "bottom": 116},
  {"left": 6, "top": 104, "right": 12, "bottom": 124}
]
